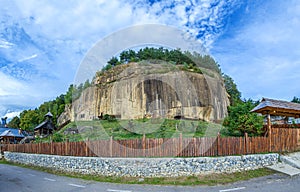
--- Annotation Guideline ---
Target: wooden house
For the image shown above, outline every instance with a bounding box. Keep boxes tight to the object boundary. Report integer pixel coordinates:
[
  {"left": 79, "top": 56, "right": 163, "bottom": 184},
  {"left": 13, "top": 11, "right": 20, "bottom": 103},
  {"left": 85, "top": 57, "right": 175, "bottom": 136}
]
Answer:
[
  {"left": 34, "top": 112, "right": 56, "bottom": 137},
  {"left": 0, "top": 128, "right": 25, "bottom": 144}
]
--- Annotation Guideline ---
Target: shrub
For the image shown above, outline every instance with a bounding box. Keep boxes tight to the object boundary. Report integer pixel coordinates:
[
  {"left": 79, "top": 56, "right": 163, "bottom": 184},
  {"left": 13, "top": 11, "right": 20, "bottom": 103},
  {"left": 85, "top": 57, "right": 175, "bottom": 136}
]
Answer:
[{"left": 223, "top": 100, "right": 264, "bottom": 136}]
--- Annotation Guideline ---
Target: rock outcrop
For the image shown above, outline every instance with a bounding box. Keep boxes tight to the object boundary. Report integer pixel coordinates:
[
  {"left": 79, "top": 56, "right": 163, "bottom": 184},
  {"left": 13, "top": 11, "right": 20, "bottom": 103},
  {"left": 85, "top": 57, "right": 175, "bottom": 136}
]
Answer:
[{"left": 58, "top": 62, "right": 229, "bottom": 125}]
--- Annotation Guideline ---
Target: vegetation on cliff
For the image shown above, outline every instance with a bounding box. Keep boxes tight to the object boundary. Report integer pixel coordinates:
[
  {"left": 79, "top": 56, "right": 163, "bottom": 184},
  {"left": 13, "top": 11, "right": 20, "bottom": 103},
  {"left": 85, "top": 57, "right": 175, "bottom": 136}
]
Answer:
[{"left": 97, "top": 47, "right": 221, "bottom": 77}]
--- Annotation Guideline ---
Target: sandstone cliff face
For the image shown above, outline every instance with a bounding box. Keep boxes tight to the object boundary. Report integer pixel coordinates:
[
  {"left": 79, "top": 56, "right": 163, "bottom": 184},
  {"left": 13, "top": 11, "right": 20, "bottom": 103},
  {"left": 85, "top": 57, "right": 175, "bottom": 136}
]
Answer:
[
  {"left": 59, "top": 62, "right": 229, "bottom": 125},
  {"left": 57, "top": 104, "right": 72, "bottom": 128}
]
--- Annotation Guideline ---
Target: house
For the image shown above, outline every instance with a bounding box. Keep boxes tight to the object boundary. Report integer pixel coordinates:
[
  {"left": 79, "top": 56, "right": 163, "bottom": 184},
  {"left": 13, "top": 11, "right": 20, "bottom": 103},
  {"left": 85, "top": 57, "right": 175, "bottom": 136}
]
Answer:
[
  {"left": 34, "top": 112, "right": 56, "bottom": 137},
  {"left": 0, "top": 128, "right": 25, "bottom": 144},
  {"left": 0, "top": 116, "right": 29, "bottom": 144}
]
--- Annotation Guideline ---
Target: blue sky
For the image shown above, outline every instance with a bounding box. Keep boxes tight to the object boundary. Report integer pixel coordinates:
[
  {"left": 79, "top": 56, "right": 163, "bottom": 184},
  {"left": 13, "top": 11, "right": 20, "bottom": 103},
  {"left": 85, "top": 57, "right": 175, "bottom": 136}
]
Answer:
[{"left": 1, "top": 0, "right": 300, "bottom": 119}]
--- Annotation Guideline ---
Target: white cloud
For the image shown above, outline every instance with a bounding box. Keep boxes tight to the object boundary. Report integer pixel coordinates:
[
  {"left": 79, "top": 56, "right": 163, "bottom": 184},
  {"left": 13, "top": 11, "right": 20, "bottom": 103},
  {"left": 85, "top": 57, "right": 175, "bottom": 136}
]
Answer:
[
  {"left": 2, "top": 0, "right": 240, "bottom": 56},
  {"left": 0, "top": 39, "right": 14, "bottom": 49},
  {"left": 0, "top": 71, "right": 27, "bottom": 96},
  {"left": 0, "top": 0, "right": 242, "bottom": 117},
  {"left": 124, "top": 0, "right": 241, "bottom": 50},
  {"left": 212, "top": 1, "right": 300, "bottom": 101},
  {"left": 0, "top": 69, "right": 68, "bottom": 117},
  {"left": 0, "top": 71, "right": 37, "bottom": 116},
  {"left": 12, "top": 0, "right": 138, "bottom": 40},
  {"left": 4, "top": 111, "right": 21, "bottom": 119},
  {"left": 17, "top": 54, "right": 38, "bottom": 62}
]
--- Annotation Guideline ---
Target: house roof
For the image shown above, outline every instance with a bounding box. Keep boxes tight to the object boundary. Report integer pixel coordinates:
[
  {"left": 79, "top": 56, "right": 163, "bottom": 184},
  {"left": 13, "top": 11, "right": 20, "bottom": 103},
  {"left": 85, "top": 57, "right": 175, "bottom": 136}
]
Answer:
[
  {"left": 34, "top": 121, "right": 53, "bottom": 130},
  {"left": 0, "top": 128, "right": 25, "bottom": 138},
  {"left": 34, "top": 120, "right": 55, "bottom": 130},
  {"left": 251, "top": 98, "right": 300, "bottom": 118},
  {"left": 45, "top": 111, "right": 53, "bottom": 117}
]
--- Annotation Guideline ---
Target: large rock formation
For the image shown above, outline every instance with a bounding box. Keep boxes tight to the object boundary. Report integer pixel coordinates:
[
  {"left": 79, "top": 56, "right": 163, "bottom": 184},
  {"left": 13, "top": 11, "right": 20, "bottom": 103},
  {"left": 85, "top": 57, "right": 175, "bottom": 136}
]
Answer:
[{"left": 58, "top": 62, "right": 229, "bottom": 125}]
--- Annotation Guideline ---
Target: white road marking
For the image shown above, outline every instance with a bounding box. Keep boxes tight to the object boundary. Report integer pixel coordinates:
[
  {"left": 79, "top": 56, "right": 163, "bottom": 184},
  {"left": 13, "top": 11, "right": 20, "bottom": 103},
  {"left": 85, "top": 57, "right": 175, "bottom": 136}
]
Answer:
[
  {"left": 219, "top": 187, "right": 246, "bottom": 192},
  {"left": 44, "top": 177, "right": 56, "bottom": 182},
  {"left": 107, "top": 189, "right": 132, "bottom": 192},
  {"left": 68, "top": 183, "right": 86, "bottom": 188}
]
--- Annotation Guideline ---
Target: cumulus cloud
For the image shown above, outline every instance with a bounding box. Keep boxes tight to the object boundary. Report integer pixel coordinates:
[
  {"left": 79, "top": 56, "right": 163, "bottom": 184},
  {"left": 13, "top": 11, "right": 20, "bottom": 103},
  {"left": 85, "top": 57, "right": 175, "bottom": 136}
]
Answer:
[{"left": 128, "top": 0, "right": 241, "bottom": 49}]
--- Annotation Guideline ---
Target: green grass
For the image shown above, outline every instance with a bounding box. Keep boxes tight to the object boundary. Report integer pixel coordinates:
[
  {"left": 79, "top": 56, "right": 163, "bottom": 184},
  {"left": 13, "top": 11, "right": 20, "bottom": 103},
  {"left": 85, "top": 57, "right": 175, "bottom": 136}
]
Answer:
[
  {"left": 45, "top": 119, "right": 228, "bottom": 143},
  {"left": 0, "top": 159, "right": 275, "bottom": 186}
]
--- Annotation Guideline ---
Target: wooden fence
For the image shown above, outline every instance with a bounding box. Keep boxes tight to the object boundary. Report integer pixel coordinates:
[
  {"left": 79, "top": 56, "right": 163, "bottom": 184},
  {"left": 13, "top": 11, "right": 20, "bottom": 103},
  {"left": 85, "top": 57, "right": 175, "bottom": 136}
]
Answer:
[{"left": 1, "top": 128, "right": 299, "bottom": 157}]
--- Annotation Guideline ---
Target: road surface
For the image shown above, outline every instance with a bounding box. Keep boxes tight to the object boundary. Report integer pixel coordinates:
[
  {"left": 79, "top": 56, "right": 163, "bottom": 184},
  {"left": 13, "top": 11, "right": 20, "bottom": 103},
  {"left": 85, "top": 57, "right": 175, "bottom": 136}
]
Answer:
[{"left": 1, "top": 164, "right": 300, "bottom": 192}]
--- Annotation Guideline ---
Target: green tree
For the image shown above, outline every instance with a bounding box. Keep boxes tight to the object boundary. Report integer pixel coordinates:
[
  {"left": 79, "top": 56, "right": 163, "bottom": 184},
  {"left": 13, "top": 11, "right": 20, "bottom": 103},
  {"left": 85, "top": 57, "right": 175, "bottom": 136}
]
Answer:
[
  {"left": 38, "top": 102, "right": 49, "bottom": 122},
  {"left": 223, "top": 100, "right": 264, "bottom": 136},
  {"left": 56, "top": 94, "right": 66, "bottom": 115},
  {"left": 291, "top": 96, "right": 300, "bottom": 103},
  {"left": 223, "top": 74, "right": 242, "bottom": 106},
  {"left": 101, "top": 63, "right": 112, "bottom": 72},
  {"left": 19, "top": 109, "right": 40, "bottom": 132},
  {"left": 83, "top": 79, "right": 91, "bottom": 89},
  {"left": 72, "top": 83, "right": 83, "bottom": 100},
  {"left": 65, "top": 84, "right": 74, "bottom": 104},
  {"left": 186, "top": 51, "right": 221, "bottom": 74},
  {"left": 107, "top": 56, "right": 119, "bottom": 66},
  {"left": 7, "top": 116, "right": 20, "bottom": 128}
]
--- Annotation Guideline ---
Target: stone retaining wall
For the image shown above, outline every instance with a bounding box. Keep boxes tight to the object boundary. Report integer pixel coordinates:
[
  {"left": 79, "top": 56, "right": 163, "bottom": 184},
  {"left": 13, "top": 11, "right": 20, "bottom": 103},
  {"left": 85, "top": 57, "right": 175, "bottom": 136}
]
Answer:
[{"left": 4, "top": 152, "right": 278, "bottom": 177}]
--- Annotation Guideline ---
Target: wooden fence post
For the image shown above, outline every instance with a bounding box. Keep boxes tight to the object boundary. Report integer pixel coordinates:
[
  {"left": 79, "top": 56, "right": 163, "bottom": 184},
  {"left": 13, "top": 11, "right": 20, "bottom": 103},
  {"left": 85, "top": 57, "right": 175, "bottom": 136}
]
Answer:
[
  {"left": 269, "top": 128, "right": 272, "bottom": 152},
  {"left": 142, "top": 134, "right": 146, "bottom": 157},
  {"left": 22, "top": 143, "right": 25, "bottom": 153},
  {"left": 217, "top": 132, "right": 220, "bottom": 156},
  {"left": 85, "top": 138, "right": 89, "bottom": 157},
  {"left": 267, "top": 113, "right": 272, "bottom": 152},
  {"left": 295, "top": 128, "right": 299, "bottom": 151},
  {"left": 65, "top": 139, "right": 69, "bottom": 156},
  {"left": 50, "top": 141, "right": 53, "bottom": 155},
  {"left": 110, "top": 136, "right": 113, "bottom": 157},
  {"left": 244, "top": 132, "right": 248, "bottom": 155},
  {"left": 179, "top": 133, "right": 183, "bottom": 157}
]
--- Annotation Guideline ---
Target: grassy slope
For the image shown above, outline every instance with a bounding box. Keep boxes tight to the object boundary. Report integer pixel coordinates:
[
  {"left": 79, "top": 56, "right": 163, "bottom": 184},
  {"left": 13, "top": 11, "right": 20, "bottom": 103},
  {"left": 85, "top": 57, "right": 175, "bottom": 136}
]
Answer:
[{"left": 49, "top": 119, "right": 227, "bottom": 142}]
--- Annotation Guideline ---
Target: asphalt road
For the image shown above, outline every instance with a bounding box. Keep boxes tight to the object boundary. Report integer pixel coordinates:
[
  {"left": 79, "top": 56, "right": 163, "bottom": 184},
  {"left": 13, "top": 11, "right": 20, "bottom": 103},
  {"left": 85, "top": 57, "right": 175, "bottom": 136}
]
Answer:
[{"left": 1, "top": 164, "right": 300, "bottom": 192}]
